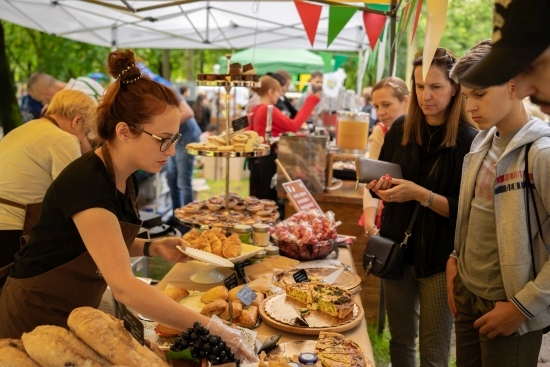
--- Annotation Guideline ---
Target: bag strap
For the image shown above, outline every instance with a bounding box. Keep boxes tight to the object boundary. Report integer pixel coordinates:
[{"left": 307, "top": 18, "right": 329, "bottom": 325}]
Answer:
[
  {"left": 401, "top": 203, "right": 420, "bottom": 248},
  {"left": 524, "top": 142, "right": 545, "bottom": 278}
]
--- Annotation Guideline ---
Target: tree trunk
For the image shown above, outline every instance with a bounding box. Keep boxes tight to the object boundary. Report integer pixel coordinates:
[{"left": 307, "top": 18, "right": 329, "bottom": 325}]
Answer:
[
  {"left": 185, "top": 49, "right": 194, "bottom": 81},
  {"left": 0, "top": 21, "right": 22, "bottom": 136},
  {"left": 161, "top": 49, "right": 170, "bottom": 80}
]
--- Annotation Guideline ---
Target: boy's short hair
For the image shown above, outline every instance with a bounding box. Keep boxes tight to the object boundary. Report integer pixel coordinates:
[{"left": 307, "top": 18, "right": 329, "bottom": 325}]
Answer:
[
  {"left": 450, "top": 40, "right": 492, "bottom": 83},
  {"left": 180, "top": 86, "right": 189, "bottom": 95}
]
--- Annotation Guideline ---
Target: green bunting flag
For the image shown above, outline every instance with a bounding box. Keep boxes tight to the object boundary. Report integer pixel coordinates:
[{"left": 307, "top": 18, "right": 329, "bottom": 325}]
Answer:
[
  {"left": 318, "top": 51, "right": 334, "bottom": 72},
  {"left": 333, "top": 54, "right": 349, "bottom": 70},
  {"left": 327, "top": 5, "right": 357, "bottom": 47}
]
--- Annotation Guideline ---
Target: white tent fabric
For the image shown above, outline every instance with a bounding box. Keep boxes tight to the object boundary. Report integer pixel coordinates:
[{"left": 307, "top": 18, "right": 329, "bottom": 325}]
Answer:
[{"left": 0, "top": 0, "right": 371, "bottom": 51}]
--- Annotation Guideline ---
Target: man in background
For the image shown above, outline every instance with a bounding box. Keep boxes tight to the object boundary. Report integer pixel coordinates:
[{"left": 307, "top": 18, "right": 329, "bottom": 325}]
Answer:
[
  {"left": 296, "top": 71, "right": 323, "bottom": 110},
  {"left": 27, "top": 73, "right": 104, "bottom": 105},
  {"left": 460, "top": 0, "right": 550, "bottom": 113}
]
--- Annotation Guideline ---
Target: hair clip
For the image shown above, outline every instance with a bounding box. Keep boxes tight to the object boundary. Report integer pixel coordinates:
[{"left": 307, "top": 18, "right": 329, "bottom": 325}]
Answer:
[
  {"left": 121, "top": 74, "right": 143, "bottom": 84},
  {"left": 117, "top": 64, "right": 134, "bottom": 80}
]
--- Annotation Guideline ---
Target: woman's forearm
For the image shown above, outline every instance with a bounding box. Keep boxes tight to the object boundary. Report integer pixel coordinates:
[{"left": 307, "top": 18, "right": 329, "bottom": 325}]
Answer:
[{"left": 416, "top": 187, "right": 450, "bottom": 217}]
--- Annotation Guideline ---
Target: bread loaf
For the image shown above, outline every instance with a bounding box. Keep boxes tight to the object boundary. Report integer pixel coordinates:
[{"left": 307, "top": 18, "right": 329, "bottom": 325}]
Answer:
[
  {"left": 200, "top": 285, "right": 229, "bottom": 303},
  {"left": 68, "top": 307, "right": 168, "bottom": 367},
  {"left": 21, "top": 325, "right": 110, "bottom": 367},
  {"left": 0, "top": 345, "right": 40, "bottom": 367}
]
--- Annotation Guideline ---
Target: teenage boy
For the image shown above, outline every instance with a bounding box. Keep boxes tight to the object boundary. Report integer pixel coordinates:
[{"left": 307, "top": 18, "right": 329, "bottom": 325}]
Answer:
[
  {"left": 448, "top": 40, "right": 550, "bottom": 367},
  {"left": 460, "top": 0, "right": 550, "bottom": 113}
]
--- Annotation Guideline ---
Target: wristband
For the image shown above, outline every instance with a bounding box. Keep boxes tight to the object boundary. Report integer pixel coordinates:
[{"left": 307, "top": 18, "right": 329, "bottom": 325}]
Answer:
[{"left": 143, "top": 240, "right": 154, "bottom": 257}]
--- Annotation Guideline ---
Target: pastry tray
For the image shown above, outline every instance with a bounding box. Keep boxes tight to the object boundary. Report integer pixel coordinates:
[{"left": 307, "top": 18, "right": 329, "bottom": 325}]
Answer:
[{"left": 186, "top": 148, "right": 270, "bottom": 158}]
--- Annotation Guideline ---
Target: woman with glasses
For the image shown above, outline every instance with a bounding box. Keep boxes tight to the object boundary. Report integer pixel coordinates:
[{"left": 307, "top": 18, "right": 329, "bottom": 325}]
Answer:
[
  {"left": 365, "top": 48, "right": 478, "bottom": 366},
  {"left": 0, "top": 49, "right": 257, "bottom": 363}
]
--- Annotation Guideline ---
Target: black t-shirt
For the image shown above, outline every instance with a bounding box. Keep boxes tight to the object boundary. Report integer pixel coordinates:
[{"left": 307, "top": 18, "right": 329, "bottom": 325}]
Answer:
[{"left": 11, "top": 152, "right": 141, "bottom": 278}]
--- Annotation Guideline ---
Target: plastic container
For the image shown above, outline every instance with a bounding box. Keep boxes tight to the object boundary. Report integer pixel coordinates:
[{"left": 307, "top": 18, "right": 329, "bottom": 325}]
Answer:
[
  {"left": 336, "top": 111, "right": 370, "bottom": 154},
  {"left": 232, "top": 224, "right": 252, "bottom": 244},
  {"left": 272, "top": 238, "right": 336, "bottom": 261},
  {"left": 252, "top": 223, "right": 270, "bottom": 247}
]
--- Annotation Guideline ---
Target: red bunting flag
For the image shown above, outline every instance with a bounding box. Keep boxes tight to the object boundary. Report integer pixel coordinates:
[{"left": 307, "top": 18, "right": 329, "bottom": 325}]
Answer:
[
  {"left": 294, "top": 0, "right": 322, "bottom": 47},
  {"left": 411, "top": 0, "right": 423, "bottom": 44},
  {"left": 362, "top": 11, "right": 386, "bottom": 51}
]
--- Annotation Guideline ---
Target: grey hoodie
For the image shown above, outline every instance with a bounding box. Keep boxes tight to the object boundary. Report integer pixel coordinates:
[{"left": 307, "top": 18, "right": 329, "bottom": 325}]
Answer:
[{"left": 455, "top": 118, "right": 550, "bottom": 335}]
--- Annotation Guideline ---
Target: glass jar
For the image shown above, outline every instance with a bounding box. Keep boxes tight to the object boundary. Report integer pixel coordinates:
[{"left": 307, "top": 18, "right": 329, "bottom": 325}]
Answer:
[
  {"left": 252, "top": 223, "right": 270, "bottom": 247},
  {"left": 250, "top": 250, "right": 267, "bottom": 264},
  {"left": 299, "top": 353, "right": 318, "bottom": 365},
  {"left": 336, "top": 111, "right": 370, "bottom": 154},
  {"left": 232, "top": 224, "right": 252, "bottom": 244},
  {"left": 265, "top": 245, "right": 280, "bottom": 258}
]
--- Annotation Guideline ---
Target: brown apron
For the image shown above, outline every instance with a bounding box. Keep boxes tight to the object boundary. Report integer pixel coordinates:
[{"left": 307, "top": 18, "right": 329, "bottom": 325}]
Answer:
[
  {"left": 0, "top": 116, "right": 63, "bottom": 279},
  {"left": 0, "top": 145, "right": 142, "bottom": 338}
]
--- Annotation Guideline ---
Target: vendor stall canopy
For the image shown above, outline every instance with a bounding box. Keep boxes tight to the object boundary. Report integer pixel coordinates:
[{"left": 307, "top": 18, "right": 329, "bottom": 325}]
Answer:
[{"left": 0, "top": 0, "right": 378, "bottom": 51}]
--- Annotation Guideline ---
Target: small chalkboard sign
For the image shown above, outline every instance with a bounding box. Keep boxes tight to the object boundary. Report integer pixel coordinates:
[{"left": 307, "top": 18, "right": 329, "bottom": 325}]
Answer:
[
  {"left": 119, "top": 303, "right": 144, "bottom": 345},
  {"left": 235, "top": 259, "right": 252, "bottom": 283},
  {"left": 232, "top": 116, "right": 249, "bottom": 132},
  {"left": 293, "top": 269, "right": 309, "bottom": 283},
  {"left": 236, "top": 285, "right": 257, "bottom": 306},
  {"left": 224, "top": 272, "right": 239, "bottom": 290}
]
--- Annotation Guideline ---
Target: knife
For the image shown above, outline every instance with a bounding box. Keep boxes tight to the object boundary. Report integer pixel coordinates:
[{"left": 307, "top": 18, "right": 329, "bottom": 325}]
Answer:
[
  {"left": 288, "top": 302, "right": 309, "bottom": 327},
  {"left": 321, "top": 267, "right": 345, "bottom": 284}
]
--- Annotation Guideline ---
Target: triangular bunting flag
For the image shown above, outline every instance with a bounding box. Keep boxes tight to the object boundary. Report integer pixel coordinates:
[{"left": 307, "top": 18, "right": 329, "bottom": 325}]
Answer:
[
  {"left": 294, "top": 0, "right": 322, "bottom": 47},
  {"left": 411, "top": 0, "right": 423, "bottom": 44},
  {"left": 333, "top": 54, "right": 349, "bottom": 70},
  {"left": 328, "top": 5, "right": 357, "bottom": 47},
  {"left": 364, "top": 3, "right": 391, "bottom": 12},
  {"left": 363, "top": 11, "right": 386, "bottom": 51}
]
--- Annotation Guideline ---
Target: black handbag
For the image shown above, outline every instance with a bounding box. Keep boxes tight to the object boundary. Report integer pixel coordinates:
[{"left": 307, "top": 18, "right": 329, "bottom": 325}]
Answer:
[{"left": 363, "top": 204, "right": 420, "bottom": 280}]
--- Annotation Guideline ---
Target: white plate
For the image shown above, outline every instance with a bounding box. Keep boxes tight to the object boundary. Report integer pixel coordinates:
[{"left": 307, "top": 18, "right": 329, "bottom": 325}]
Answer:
[
  {"left": 228, "top": 243, "right": 263, "bottom": 263},
  {"left": 176, "top": 246, "right": 234, "bottom": 267}
]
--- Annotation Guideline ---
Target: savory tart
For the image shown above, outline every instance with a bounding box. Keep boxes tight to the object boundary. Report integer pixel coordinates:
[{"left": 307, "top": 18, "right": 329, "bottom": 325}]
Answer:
[
  {"left": 315, "top": 331, "right": 368, "bottom": 367},
  {"left": 285, "top": 283, "right": 354, "bottom": 319}
]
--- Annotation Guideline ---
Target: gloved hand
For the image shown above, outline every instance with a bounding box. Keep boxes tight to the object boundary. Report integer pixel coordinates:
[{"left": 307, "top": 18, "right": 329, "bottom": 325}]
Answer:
[{"left": 207, "top": 315, "right": 258, "bottom": 364}]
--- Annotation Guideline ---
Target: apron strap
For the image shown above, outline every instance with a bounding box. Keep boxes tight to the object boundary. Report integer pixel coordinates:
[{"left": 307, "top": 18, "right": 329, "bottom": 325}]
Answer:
[
  {"left": 42, "top": 115, "right": 60, "bottom": 127},
  {"left": 0, "top": 197, "right": 26, "bottom": 210},
  {"left": 100, "top": 145, "right": 140, "bottom": 218}
]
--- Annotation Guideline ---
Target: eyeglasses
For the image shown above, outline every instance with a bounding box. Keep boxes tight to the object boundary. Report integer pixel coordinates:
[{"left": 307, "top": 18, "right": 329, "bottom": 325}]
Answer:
[
  {"left": 414, "top": 47, "right": 450, "bottom": 60},
  {"left": 131, "top": 124, "right": 182, "bottom": 152}
]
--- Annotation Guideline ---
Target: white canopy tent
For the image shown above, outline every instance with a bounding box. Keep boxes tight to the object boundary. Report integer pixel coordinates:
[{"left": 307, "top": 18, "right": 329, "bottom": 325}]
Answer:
[{"left": 0, "top": 0, "right": 381, "bottom": 51}]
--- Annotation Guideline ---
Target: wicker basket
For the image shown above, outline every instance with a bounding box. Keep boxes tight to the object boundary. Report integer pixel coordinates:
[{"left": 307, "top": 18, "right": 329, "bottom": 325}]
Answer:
[{"left": 272, "top": 238, "right": 336, "bottom": 261}]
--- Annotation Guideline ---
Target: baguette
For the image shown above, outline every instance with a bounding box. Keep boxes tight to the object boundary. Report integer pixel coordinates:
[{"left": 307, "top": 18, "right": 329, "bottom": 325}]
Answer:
[
  {"left": 21, "top": 325, "right": 110, "bottom": 367},
  {"left": 68, "top": 307, "right": 168, "bottom": 367},
  {"left": 0, "top": 345, "right": 40, "bottom": 367}
]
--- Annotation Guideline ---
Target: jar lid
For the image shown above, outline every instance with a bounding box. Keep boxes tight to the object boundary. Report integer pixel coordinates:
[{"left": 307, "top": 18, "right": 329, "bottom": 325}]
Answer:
[
  {"left": 252, "top": 250, "right": 267, "bottom": 259},
  {"left": 233, "top": 224, "right": 252, "bottom": 233},
  {"left": 265, "top": 245, "right": 279, "bottom": 256},
  {"left": 299, "top": 352, "right": 318, "bottom": 364},
  {"left": 252, "top": 223, "right": 270, "bottom": 232},
  {"left": 287, "top": 363, "right": 301, "bottom": 367}
]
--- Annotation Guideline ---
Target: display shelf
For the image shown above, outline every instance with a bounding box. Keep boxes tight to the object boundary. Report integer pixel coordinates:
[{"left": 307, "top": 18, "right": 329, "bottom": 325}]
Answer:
[
  {"left": 186, "top": 148, "right": 270, "bottom": 158},
  {"left": 195, "top": 80, "right": 260, "bottom": 88}
]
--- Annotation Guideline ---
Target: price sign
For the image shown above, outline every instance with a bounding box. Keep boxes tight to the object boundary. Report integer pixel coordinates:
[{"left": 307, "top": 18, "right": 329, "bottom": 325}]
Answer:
[
  {"left": 292, "top": 269, "right": 309, "bottom": 283},
  {"left": 224, "top": 272, "right": 239, "bottom": 290},
  {"left": 236, "top": 285, "right": 257, "bottom": 306},
  {"left": 231, "top": 116, "right": 249, "bottom": 132},
  {"left": 118, "top": 303, "right": 144, "bottom": 345},
  {"left": 282, "top": 180, "right": 321, "bottom": 212}
]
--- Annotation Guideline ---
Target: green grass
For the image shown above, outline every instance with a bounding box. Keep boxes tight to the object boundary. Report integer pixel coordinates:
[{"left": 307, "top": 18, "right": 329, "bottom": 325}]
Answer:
[{"left": 368, "top": 321, "right": 391, "bottom": 366}]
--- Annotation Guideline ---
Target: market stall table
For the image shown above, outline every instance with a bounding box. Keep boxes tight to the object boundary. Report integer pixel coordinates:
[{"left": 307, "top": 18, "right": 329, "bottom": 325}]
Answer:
[
  {"left": 157, "top": 244, "right": 374, "bottom": 365},
  {"left": 278, "top": 180, "right": 382, "bottom": 324}
]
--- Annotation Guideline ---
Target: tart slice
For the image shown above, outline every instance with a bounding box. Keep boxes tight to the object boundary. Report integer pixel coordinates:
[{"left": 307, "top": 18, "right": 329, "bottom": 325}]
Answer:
[{"left": 285, "top": 282, "right": 354, "bottom": 319}]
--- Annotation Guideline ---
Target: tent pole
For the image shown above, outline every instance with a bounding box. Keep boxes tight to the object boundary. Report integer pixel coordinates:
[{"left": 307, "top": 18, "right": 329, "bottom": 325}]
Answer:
[
  {"left": 389, "top": 0, "right": 397, "bottom": 76},
  {"left": 205, "top": 1, "right": 210, "bottom": 43}
]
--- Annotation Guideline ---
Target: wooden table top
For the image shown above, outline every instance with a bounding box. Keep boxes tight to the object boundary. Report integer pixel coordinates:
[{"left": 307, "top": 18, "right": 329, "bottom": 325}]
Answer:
[{"left": 158, "top": 246, "right": 374, "bottom": 365}]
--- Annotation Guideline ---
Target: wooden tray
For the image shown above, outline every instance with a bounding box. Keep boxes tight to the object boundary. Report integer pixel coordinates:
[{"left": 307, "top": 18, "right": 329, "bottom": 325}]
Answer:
[
  {"left": 259, "top": 294, "right": 364, "bottom": 335},
  {"left": 280, "top": 268, "right": 361, "bottom": 292}
]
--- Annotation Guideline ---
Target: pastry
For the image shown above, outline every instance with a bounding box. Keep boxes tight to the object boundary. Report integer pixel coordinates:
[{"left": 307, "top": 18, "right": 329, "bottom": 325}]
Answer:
[
  {"left": 227, "top": 285, "right": 244, "bottom": 302},
  {"left": 242, "top": 130, "right": 258, "bottom": 139},
  {"left": 0, "top": 345, "right": 40, "bottom": 367},
  {"left": 231, "top": 133, "right": 248, "bottom": 143},
  {"left": 235, "top": 305, "right": 258, "bottom": 328},
  {"left": 162, "top": 285, "right": 189, "bottom": 302},
  {"left": 243, "top": 63, "right": 254, "bottom": 72},
  {"left": 154, "top": 323, "right": 181, "bottom": 338},
  {"left": 222, "top": 233, "right": 242, "bottom": 258},
  {"left": 233, "top": 143, "right": 246, "bottom": 152},
  {"left": 183, "top": 229, "right": 201, "bottom": 242},
  {"left": 201, "top": 285, "right": 229, "bottom": 303},
  {"left": 285, "top": 283, "right": 354, "bottom": 319},
  {"left": 217, "top": 145, "right": 235, "bottom": 152},
  {"left": 315, "top": 331, "right": 369, "bottom": 367},
  {"left": 0, "top": 338, "right": 24, "bottom": 352},
  {"left": 67, "top": 307, "right": 168, "bottom": 367},
  {"left": 22, "top": 325, "right": 111, "bottom": 367},
  {"left": 251, "top": 292, "right": 265, "bottom": 307},
  {"left": 200, "top": 299, "right": 228, "bottom": 317},
  {"left": 218, "top": 301, "right": 243, "bottom": 320}
]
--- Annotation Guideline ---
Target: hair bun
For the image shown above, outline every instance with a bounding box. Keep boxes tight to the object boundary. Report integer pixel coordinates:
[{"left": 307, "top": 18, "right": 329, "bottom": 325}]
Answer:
[{"left": 107, "top": 49, "right": 142, "bottom": 82}]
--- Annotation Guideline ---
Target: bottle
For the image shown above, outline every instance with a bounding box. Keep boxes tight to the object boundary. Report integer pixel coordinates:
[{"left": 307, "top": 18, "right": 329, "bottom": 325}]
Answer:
[
  {"left": 252, "top": 223, "right": 270, "bottom": 247},
  {"left": 232, "top": 224, "right": 252, "bottom": 244}
]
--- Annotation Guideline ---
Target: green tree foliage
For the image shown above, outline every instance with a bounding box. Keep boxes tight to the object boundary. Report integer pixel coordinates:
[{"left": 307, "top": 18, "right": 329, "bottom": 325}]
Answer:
[{"left": 0, "top": 21, "right": 22, "bottom": 134}]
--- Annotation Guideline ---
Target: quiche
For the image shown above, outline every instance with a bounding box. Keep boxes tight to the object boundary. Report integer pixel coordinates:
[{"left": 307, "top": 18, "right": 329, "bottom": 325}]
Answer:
[
  {"left": 285, "top": 283, "right": 354, "bottom": 319},
  {"left": 315, "top": 332, "right": 369, "bottom": 367}
]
